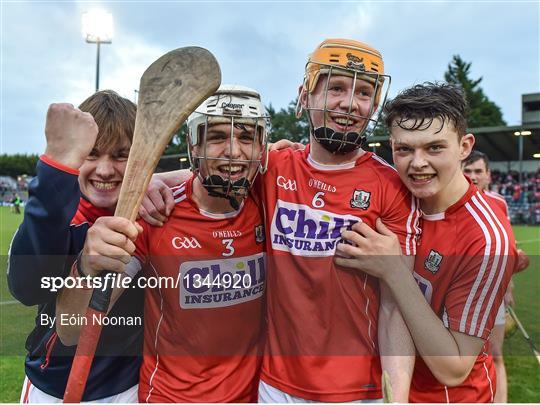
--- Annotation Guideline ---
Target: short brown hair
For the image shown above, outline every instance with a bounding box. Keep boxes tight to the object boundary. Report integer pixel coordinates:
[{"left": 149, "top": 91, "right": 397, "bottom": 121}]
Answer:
[
  {"left": 463, "top": 149, "right": 489, "bottom": 170},
  {"left": 78, "top": 90, "right": 136, "bottom": 152},
  {"left": 384, "top": 82, "right": 468, "bottom": 138}
]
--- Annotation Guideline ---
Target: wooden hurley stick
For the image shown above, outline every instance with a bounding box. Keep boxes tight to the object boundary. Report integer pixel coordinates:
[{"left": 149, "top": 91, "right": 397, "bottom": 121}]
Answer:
[{"left": 63, "top": 46, "right": 221, "bottom": 403}]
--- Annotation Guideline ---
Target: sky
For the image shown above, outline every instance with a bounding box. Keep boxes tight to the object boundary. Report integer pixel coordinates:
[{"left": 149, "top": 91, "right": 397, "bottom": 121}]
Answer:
[{"left": 1, "top": 0, "right": 539, "bottom": 155}]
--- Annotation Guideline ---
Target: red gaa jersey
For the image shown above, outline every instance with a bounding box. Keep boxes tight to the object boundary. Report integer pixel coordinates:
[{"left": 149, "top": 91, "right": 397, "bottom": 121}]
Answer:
[
  {"left": 258, "top": 146, "right": 420, "bottom": 401},
  {"left": 410, "top": 182, "right": 517, "bottom": 403},
  {"left": 71, "top": 197, "right": 112, "bottom": 225},
  {"left": 132, "top": 176, "right": 266, "bottom": 403}
]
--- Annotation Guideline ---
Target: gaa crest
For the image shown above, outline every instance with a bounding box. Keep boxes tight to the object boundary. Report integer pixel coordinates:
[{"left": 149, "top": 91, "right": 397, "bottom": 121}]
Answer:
[
  {"left": 255, "top": 224, "right": 265, "bottom": 244},
  {"left": 350, "top": 189, "right": 371, "bottom": 210},
  {"left": 346, "top": 53, "right": 365, "bottom": 71},
  {"left": 424, "top": 250, "right": 443, "bottom": 274}
]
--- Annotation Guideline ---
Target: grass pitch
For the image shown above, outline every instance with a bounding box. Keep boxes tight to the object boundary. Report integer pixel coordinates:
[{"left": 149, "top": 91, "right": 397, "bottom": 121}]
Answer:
[
  {"left": 0, "top": 207, "right": 34, "bottom": 402},
  {"left": 0, "top": 206, "right": 538, "bottom": 402},
  {"left": 504, "top": 226, "right": 540, "bottom": 402}
]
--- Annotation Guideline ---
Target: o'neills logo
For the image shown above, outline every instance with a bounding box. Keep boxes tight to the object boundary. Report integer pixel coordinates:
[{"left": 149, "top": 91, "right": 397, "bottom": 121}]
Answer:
[
  {"left": 180, "top": 253, "right": 265, "bottom": 309},
  {"left": 221, "top": 102, "right": 244, "bottom": 110},
  {"left": 270, "top": 200, "right": 361, "bottom": 257},
  {"left": 309, "top": 178, "right": 336, "bottom": 193},
  {"left": 212, "top": 230, "right": 242, "bottom": 238}
]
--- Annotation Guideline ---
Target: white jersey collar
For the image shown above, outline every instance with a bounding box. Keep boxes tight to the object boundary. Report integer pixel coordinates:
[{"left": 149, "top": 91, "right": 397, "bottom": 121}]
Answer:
[
  {"left": 199, "top": 200, "right": 245, "bottom": 219},
  {"left": 307, "top": 153, "right": 356, "bottom": 171},
  {"left": 421, "top": 211, "right": 445, "bottom": 221}
]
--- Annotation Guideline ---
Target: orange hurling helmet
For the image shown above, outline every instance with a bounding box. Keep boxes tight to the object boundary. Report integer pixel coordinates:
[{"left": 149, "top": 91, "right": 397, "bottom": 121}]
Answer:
[{"left": 299, "top": 39, "right": 391, "bottom": 154}]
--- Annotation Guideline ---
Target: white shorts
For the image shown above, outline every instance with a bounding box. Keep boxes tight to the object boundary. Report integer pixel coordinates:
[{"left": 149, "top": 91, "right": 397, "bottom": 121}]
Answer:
[
  {"left": 19, "top": 376, "right": 138, "bottom": 403},
  {"left": 258, "top": 380, "right": 383, "bottom": 403},
  {"left": 494, "top": 302, "right": 506, "bottom": 326}
]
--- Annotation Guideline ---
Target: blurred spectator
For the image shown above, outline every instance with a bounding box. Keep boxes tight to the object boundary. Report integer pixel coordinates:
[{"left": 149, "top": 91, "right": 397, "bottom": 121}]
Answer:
[
  {"left": 11, "top": 193, "right": 22, "bottom": 214},
  {"left": 490, "top": 169, "right": 540, "bottom": 224},
  {"left": 17, "top": 174, "right": 31, "bottom": 191}
]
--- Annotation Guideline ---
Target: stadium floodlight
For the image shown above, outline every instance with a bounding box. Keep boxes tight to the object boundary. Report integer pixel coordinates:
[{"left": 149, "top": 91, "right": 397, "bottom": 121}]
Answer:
[
  {"left": 368, "top": 142, "right": 381, "bottom": 153},
  {"left": 82, "top": 9, "right": 114, "bottom": 92},
  {"left": 514, "top": 130, "right": 532, "bottom": 136}
]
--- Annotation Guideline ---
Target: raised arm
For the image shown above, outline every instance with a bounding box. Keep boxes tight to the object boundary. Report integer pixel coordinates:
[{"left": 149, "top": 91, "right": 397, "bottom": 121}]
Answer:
[{"left": 7, "top": 104, "right": 97, "bottom": 305}]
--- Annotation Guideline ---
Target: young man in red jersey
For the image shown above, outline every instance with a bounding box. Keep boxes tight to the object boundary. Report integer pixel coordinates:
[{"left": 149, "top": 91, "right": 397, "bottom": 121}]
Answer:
[
  {"left": 257, "top": 39, "right": 419, "bottom": 402},
  {"left": 463, "top": 151, "right": 509, "bottom": 219},
  {"left": 56, "top": 85, "right": 268, "bottom": 402},
  {"left": 141, "top": 39, "right": 420, "bottom": 402},
  {"left": 463, "top": 150, "right": 530, "bottom": 403},
  {"left": 337, "top": 83, "right": 517, "bottom": 402}
]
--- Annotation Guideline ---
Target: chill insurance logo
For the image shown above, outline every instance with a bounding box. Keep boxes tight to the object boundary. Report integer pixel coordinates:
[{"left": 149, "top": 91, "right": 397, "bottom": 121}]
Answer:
[
  {"left": 270, "top": 200, "right": 361, "bottom": 257},
  {"left": 180, "top": 253, "right": 265, "bottom": 309}
]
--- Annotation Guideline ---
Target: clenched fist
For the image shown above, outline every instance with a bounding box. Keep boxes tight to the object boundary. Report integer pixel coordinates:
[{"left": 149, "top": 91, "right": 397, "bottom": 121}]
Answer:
[
  {"left": 80, "top": 216, "right": 143, "bottom": 277},
  {"left": 44, "top": 103, "right": 99, "bottom": 170}
]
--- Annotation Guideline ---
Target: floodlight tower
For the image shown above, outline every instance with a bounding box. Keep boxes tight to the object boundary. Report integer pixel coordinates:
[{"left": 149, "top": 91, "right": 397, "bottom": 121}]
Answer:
[
  {"left": 82, "top": 10, "right": 113, "bottom": 92},
  {"left": 514, "top": 130, "right": 532, "bottom": 184}
]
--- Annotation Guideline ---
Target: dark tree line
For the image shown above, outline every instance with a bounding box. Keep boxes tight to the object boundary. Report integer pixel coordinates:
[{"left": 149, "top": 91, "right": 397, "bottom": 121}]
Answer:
[{"left": 0, "top": 154, "right": 39, "bottom": 177}]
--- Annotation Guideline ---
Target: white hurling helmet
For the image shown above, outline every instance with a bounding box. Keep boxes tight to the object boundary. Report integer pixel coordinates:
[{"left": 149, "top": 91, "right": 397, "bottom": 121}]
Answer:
[{"left": 187, "top": 84, "right": 270, "bottom": 208}]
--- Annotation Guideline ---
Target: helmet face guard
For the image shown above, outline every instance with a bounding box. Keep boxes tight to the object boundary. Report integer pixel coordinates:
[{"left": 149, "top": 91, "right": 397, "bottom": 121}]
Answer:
[
  {"left": 187, "top": 85, "right": 269, "bottom": 206},
  {"left": 189, "top": 115, "right": 268, "bottom": 201},
  {"left": 298, "top": 39, "right": 391, "bottom": 154}
]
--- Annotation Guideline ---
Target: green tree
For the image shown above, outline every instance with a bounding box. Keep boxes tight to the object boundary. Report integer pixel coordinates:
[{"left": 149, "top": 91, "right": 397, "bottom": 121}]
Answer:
[
  {"left": 267, "top": 99, "right": 310, "bottom": 144},
  {"left": 163, "top": 123, "right": 188, "bottom": 155},
  {"left": 444, "top": 55, "right": 506, "bottom": 127}
]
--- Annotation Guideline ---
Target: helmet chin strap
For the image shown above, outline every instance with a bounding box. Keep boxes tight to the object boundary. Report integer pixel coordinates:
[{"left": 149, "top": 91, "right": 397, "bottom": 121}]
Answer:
[
  {"left": 202, "top": 175, "right": 250, "bottom": 210},
  {"left": 312, "top": 126, "right": 366, "bottom": 154}
]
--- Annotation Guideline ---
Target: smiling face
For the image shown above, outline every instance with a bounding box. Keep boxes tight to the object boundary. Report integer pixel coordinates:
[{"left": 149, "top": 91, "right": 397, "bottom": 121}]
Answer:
[
  {"left": 193, "top": 121, "right": 263, "bottom": 195},
  {"left": 463, "top": 158, "right": 490, "bottom": 191},
  {"left": 78, "top": 141, "right": 130, "bottom": 210},
  {"left": 76, "top": 90, "right": 136, "bottom": 211},
  {"left": 302, "top": 72, "right": 376, "bottom": 135},
  {"left": 391, "top": 117, "right": 475, "bottom": 212}
]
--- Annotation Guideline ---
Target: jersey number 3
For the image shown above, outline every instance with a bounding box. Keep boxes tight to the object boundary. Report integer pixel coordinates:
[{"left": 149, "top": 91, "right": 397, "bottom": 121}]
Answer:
[{"left": 222, "top": 239, "right": 235, "bottom": 257}]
